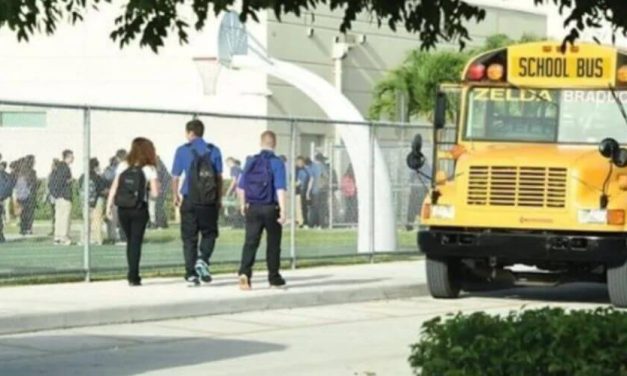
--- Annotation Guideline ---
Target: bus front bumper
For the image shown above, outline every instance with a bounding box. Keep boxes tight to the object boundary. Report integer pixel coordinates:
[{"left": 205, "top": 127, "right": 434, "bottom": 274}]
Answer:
[{"left": 418, "top": 229, "right": 627, "bottom": 264}]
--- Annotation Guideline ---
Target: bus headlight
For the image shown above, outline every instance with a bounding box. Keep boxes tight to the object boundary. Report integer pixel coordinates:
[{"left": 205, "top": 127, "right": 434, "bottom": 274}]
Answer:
[
  {"left": 578, "top": 209, "right": 625, "bottom": 225},
  {"left": 578, "top": 209, "right": 607, "bottom": 224},
  {"left": 431, "top": 205, "right": 455, "bottom": 220}
]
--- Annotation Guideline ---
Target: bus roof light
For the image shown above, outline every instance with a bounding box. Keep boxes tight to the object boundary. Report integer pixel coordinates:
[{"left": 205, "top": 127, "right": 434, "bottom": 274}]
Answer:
[
  {"left": 570, "top": 45, "right": 580, "bottom": 53},
  {"left": 467, "top": 64, "right": 485, "bottom": 81},
  {"left": 542, "top": 45, "right": 552, "bottom": 53},
  {"left": 487, "top": 64, "right": 504, "bottom": 81},
  {"left": 618, "top": 65, "right": 627, "bottom": 83}
]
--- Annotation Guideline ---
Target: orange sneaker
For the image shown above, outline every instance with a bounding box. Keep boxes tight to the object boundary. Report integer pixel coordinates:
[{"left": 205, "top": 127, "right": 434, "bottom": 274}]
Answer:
[{"left": 238, "top": 274, "right": 252, "bottom": 291}]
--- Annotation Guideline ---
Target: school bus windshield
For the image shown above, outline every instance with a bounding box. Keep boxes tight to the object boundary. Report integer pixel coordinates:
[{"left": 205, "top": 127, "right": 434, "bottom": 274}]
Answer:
[{"left": 465, "top": 87, "right": 627, "bottom": 144}]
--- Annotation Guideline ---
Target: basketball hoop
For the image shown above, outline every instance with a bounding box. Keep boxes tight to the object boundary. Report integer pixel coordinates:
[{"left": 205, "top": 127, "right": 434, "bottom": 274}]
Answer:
[{"left": 193, "top": 57, "right": 221, "bottom": 96}]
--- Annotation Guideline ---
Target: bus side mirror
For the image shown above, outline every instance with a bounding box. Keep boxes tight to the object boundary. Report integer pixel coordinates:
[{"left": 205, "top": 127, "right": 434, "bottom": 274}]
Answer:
[
  {"left": 614, "top": 149, "right": 627, "bottom": 168},
  {"left": 406, "top": 134, "right": 426, "bottom": 171},
  {"left": 434, "top": 92, "right": 447, "bottom": 129},
  {"left": 599, "top": 138, "right": 619, "bottom": 159}
]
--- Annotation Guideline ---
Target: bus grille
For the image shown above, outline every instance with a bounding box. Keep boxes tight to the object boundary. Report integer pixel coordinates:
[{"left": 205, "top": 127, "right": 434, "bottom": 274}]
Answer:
[{"left": 467, "top": 166, "right": 567, "bottom": 208}]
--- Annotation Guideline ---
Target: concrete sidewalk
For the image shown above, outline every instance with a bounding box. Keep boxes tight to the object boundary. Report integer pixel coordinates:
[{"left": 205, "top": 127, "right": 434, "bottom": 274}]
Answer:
[{"left": 0, "top": 261, "right": 427, "bottom": 335}]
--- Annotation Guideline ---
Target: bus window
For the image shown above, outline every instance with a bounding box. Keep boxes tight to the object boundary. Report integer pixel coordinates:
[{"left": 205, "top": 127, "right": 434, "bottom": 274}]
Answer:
[{"left": 465, "top": 88, "right": 559, "bottom": 142}]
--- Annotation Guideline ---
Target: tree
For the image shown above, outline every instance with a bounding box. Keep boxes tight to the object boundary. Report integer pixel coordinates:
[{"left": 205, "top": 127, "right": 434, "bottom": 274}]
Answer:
[
  {"left": 368, "top": 34, "right": 540, "bottom": 121},
  {"left": 0, "top": 1, "right": 624, "bottom": 53}
]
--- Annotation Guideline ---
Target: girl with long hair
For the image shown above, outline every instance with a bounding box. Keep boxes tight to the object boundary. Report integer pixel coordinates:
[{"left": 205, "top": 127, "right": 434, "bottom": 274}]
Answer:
[{"left": 106, "top": 138, "right": 159, "bottom": 286}]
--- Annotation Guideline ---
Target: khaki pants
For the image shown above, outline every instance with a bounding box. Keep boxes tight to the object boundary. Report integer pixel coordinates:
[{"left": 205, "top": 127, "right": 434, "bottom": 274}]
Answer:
[
  {"left": 295, "top": 194, "right": 303, "bottom": 225},
  {"left": 148, "top": 197, "right": 156, "bottom": 224},
  {"left": 83, "top": 198, "right": 104, "bottom": 245},
  {"left": 54, "top": 198, "right": 72, "bottom": 241}
]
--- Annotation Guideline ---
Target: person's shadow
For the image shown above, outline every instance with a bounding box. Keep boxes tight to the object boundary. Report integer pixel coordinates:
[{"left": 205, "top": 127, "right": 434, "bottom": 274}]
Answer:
[{"left": 0, "top": 334, "right": 285, "bottom": 376}]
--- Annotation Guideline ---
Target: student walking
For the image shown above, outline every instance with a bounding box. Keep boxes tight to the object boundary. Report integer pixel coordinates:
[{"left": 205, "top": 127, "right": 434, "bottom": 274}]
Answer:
[
  {"left": 171, "top": 119, "right": 223, "bottom": 286},
  {"left": 237, "top": 131, "right": 287, "bottom": 290},
  {"left": 79, "top": 158, "right": 107, "bottom": 245},
  {"left": 50, "top": 150, "right": 74, "bottom": 245},
  {"left": 15, "top": 156, "right": 37, "bottom": 236},
  {"left": 0, "top": 161, "right": 14, "bottom": 243},
  {"left": 341, "top": 164, "right": 358, "bottom": 224},
  {"left": 295, "top": 156, "right": 311, "bottom": 228},
  {"left": 106, "top": 138, "right": 159, "bottom": 286},
  {"left": 103, "top": 150, "right": 128, "bottom": 244}
]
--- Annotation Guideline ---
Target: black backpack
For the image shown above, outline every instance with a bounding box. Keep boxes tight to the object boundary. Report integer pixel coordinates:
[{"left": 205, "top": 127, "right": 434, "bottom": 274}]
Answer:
[
  {"left": 114, "top": 166, "right": 146, "bottom": 209},
  {"left": 188, "top": 144, "right": 218, "bottom": 205}
]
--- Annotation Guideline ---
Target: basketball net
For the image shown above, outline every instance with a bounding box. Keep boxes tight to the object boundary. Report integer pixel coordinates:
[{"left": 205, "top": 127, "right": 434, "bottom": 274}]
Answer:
[{"left": 193, "top": 57, "right": 221, "bottom": 96}]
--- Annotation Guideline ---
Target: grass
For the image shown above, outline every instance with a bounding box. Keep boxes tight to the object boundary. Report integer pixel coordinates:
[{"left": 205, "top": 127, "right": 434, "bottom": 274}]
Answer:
[{"left": 0, "top": 219, "right": 420, "bottom": 284}]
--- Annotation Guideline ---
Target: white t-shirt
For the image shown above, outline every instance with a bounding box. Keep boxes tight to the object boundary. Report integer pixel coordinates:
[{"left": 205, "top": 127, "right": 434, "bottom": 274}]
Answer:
[{"left": 116, "top": 162, "right": 157, "bottom": 202}]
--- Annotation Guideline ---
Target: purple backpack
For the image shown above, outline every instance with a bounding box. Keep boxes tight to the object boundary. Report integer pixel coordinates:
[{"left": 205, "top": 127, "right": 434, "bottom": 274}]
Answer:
[{"left": 243, "top": 152, "right": 275, "bottom": 204}]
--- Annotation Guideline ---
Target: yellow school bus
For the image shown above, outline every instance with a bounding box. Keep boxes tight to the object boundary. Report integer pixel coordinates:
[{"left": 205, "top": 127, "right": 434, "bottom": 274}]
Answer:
[{"left": 414, "top": 41, "right": 627, "bottom": 306}]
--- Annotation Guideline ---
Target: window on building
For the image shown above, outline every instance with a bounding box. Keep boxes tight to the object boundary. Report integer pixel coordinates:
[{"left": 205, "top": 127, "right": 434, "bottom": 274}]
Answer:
[{"left": 0, "top": 111, "right": 47, "bottom": 128}]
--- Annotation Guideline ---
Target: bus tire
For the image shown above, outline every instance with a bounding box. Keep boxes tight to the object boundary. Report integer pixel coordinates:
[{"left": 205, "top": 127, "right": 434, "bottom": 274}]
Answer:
[
  {"left": 426, "top": 257, "right": 461, "bottom": 299},
  {"left": 608, "top": 261, "right": 627, "bottom": 308}
]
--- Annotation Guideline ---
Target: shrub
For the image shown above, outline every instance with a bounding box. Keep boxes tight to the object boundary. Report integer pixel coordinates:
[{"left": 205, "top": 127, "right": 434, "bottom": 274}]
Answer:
[{"left": 409, "top": 307, "right": 627, "bottom": 376}]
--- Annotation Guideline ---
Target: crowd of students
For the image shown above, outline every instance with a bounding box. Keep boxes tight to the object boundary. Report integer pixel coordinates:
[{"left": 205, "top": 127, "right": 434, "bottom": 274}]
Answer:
[
  {"left": 294, "top": 153, "right": 358, "bottom": 228},
  {"left": 0, "top": 119, "right": 368, "bottom": 289},
  {"left": 0, "top": 149, "right": 172, "bottom": 246}
]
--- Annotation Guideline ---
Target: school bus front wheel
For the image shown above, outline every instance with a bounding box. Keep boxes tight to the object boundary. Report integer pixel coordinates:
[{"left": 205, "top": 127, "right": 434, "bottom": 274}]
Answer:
[
  {"left": 425, "top": 257, "right": 462, "bottom": 299},
  {"left": 607, "top": 260, "right": 627, "bottom": 308}
]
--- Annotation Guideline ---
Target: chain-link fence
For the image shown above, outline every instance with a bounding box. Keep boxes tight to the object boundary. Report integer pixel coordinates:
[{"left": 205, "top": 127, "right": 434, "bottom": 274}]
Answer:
[{"left": 0, "top": 100, "right": 431, "bottom": 280}]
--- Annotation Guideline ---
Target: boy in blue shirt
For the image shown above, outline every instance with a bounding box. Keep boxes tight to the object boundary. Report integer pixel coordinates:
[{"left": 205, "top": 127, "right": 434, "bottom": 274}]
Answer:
[
  {"left": 237, "top": 131, "right": 287, "bottom": 290},
  {"left": 171, "top": 119, "right": 223, "bottom": 286}
]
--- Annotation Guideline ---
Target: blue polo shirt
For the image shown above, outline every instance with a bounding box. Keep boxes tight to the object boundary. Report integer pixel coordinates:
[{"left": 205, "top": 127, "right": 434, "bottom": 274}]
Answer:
[
  {"left": 171, "top": 138, "right": 223, "bottom": 196},
  {"left": 238, "top": 150, "right": 286, "bottom": 204},
  {"left": 296, "top": 168, "right": 310, "bottom": 192}
]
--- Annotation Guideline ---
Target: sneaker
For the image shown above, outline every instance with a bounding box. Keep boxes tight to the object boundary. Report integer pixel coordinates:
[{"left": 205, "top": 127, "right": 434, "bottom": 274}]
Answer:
[
  {"left": 195, "top": 260, "right": 212, "bottom": 284},
  {"left": 186, "top": 276, "right": 200, "bottom": 287},
  {"left": 269, "top": 276, "right": 287, "bottom": 289},
  {"left": 128, "top": 281, "right": 142, "bottom": 287},
  {"left": 238, "top": 274, "right": 252, "bottom": 291},
  {"left": 115, "top": 241, "right": 127, "bottom": 247}
]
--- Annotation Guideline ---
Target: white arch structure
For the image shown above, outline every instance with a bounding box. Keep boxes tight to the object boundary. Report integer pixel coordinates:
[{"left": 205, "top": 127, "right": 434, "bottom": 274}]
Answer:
[{"left": 229, "top": 54, "right": 397, "bottom": 252}]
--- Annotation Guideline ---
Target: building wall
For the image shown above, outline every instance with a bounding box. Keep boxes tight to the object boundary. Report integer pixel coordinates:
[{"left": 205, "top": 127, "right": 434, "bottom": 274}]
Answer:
[
  {"left": 266, "top": 5, "right": 547, "bottom": 118},
  {"left": 264, "top": 4, "right": 547, "bottom": 157},
  {"left": 0, "top": 2, "right": 269, "bottom": 177}
]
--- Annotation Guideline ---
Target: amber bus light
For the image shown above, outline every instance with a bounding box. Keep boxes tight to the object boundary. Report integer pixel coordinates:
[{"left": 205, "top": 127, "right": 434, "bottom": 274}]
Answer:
[
  {"left": 618, "top": 65, "right": 627, "bottom": 83},
  {"left": 487, "top": 64, "right": 504, "bottom": 81},
  {"left": 607, "top": 210, "right": 625, "bottom": 226}
]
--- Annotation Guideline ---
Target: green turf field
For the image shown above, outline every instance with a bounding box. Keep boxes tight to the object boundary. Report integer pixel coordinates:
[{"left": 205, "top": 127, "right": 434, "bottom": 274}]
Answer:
[{"left": 0, "top": 220, "right": 418, "bottom": 277}]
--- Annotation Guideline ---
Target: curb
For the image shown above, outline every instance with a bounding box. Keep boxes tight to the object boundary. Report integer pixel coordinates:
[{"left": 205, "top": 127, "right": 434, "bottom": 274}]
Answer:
[{"left": 0, "top": 282, "right": 429, "bottom": 335}]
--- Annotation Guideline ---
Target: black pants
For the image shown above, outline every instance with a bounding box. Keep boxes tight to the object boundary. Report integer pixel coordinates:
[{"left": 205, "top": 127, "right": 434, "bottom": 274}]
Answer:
[
  {"left": 180, "top": 198, "right": 219, "bottom": 278},
  {"left": 0, "top": 201, "right": 4, "bottom": 239},
  {"left": 406, "top": 185, "right": 424, "bottom": 226},
  {"left": 239, "top": 204, "right": 282, "bottom": 283},
  {"left": 18, "top": 198, "right": 35, "bottom": 234},
  {"left": 298, "top": 192, "right": 309, "bottom": 227},
  {"left": 155, "top": 195, "right": 169, "bottom": 228},
  {"left": 118, "top": 205, "right": 149, "bottom": 284},
  {"left": 310, "top": 191, "right": 329, "bottom": 228},
  {"left": 344, "top": 195, "right": 357, "bottom": 224}
]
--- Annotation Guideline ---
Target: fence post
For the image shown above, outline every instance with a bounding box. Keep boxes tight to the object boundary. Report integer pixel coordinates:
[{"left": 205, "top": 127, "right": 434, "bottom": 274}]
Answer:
[
  {"left": 83, "top": 107, "right": 91, "bottom": 282},
  {"left": 369, "top": 123, "right": 376, "bottom": 263},
  {"left": 328, "top": 140, "right": 334, "bottom": 229},
  {"left": 289, "top": 120, "right": 297, "bottom": 269}
]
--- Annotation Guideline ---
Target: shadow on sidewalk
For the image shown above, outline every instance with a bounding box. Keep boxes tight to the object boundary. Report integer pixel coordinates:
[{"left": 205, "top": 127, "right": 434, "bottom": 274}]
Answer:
[
  {"left": 0, "top": 334, "right": 285, "bottom": 376},
  {"left": 468, "top": 282, "right": 609, "bottom": 305}
]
